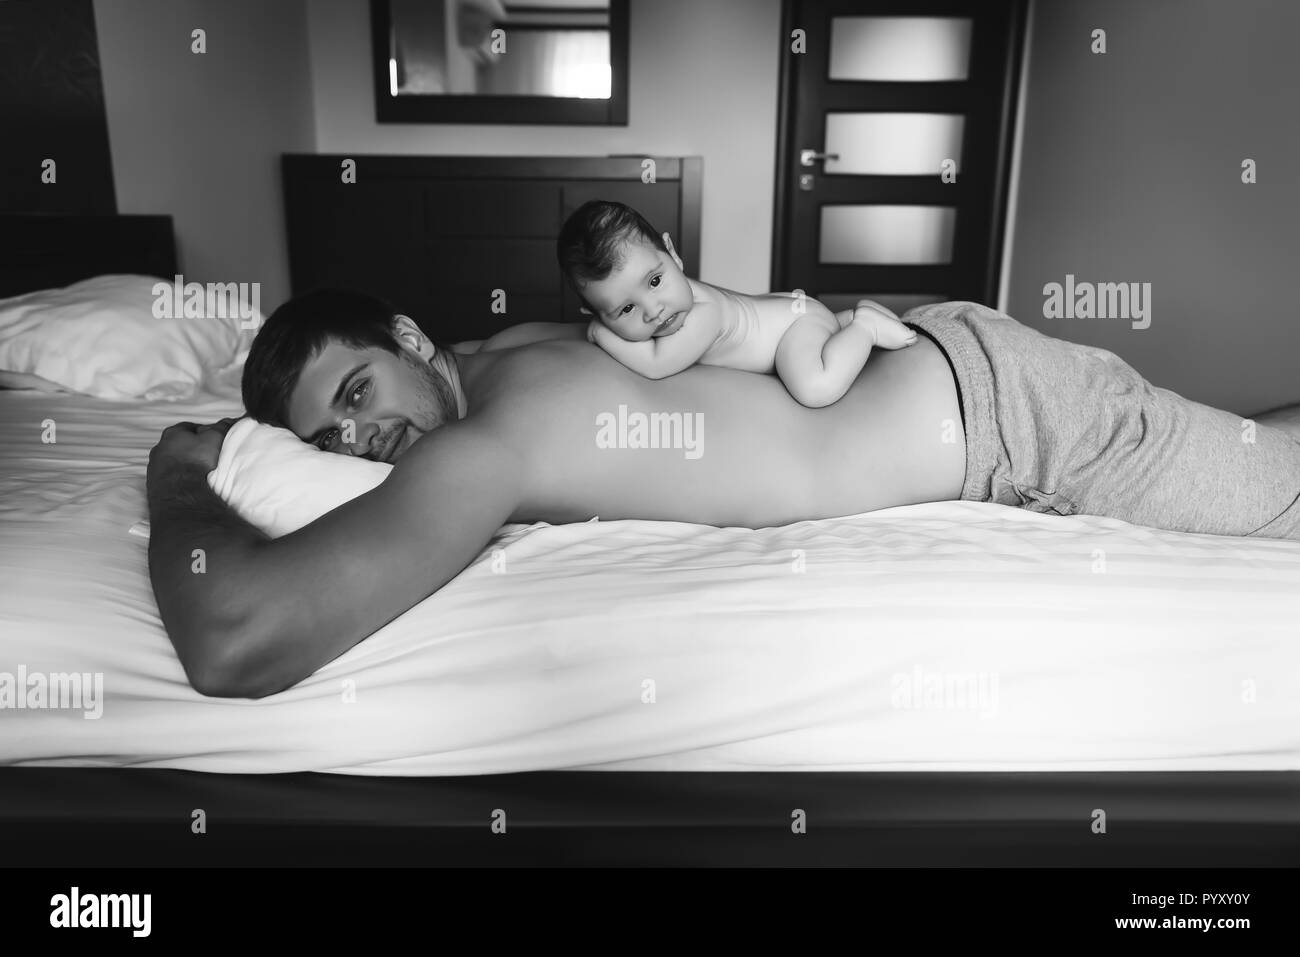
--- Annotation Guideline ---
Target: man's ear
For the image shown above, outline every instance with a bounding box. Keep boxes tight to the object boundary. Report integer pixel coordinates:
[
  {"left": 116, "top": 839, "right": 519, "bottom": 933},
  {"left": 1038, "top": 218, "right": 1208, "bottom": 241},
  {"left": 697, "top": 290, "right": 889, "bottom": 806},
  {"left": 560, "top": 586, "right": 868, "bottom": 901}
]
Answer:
[
  {"left": 391, "top": 313, "right": 435, "bottom": 359},
  {"left": 662, "top": 232, "right": 685, "bottom": 271}
]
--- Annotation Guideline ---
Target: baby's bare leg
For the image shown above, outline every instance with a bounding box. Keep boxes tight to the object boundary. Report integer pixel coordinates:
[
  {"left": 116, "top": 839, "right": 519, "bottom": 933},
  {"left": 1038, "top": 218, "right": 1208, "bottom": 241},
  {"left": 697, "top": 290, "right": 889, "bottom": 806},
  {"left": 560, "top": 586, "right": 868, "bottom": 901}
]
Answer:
[
  {"left": 777, "top": 302, "right": 919, "bottom": 408},
  {"left": 773, "top": 312, "right": 870, "bottom": 408},
  {"left": 850, "top": 299, "right": 916, "bottom": 348}
]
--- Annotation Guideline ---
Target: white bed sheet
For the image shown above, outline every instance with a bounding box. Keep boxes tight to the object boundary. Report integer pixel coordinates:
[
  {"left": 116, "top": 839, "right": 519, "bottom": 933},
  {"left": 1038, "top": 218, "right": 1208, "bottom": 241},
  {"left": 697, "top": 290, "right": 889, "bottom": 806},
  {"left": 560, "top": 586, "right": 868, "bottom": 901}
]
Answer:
[{"left": 2, "top": 386, "right": 1299, "bottom": 775}]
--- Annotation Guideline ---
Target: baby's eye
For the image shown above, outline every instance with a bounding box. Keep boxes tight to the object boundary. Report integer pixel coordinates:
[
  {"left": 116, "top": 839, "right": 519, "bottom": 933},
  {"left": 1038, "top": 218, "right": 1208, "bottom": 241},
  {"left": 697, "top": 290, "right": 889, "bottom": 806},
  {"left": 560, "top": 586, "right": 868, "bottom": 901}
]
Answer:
[
  {"left": 619, "top": 304, "right": 635, "bottom": 316},
  {"left": 649, "top": 275, "right": 662, "bottom": 288}
]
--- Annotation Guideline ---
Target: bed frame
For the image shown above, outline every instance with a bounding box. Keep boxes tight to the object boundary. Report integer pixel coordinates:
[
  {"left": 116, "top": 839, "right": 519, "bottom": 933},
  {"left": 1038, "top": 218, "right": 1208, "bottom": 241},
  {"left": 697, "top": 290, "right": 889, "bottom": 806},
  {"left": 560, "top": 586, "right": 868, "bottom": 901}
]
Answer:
[
  {"left": 282, "top": 153, "right": 703, "bottom": 342},
  {"left": 3, "top": 211, "right": 1297, "bottom": 868}
]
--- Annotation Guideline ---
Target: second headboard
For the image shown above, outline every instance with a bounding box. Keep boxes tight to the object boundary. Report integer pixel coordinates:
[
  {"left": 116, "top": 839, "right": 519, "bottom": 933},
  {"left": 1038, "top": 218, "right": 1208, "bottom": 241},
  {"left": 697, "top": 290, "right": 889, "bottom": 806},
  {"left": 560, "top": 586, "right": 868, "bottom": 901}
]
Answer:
[{"left": 0, "top": 213, "right": 176, "bottom": 299}]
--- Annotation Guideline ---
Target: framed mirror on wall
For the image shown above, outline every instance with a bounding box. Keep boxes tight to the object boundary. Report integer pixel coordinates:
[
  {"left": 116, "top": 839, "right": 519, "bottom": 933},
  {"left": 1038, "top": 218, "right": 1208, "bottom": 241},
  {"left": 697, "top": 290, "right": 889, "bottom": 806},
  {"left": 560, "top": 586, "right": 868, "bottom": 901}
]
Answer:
[{"left": 371, "top": 0, "right": 629, "bottom": 125}]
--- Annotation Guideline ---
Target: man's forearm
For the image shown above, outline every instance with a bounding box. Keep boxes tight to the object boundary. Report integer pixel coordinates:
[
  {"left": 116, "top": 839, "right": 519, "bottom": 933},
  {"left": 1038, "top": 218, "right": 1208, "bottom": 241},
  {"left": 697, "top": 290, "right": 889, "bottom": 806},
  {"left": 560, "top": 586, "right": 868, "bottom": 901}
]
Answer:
[{"left": 147, "top": 464, "right": 268, "bottom": 694}]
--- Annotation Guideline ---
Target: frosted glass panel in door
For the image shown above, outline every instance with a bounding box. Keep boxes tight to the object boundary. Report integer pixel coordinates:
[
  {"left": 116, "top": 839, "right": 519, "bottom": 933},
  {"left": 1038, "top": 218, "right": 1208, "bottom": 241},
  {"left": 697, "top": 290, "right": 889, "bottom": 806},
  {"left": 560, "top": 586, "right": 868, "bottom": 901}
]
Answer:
[
  {"left": 823, "top": 113, "right": 965, "bottom": 175},
  {"left": 819, "top": 205, "right": 956, "bottom": 264},
  {"left": 828, "top": 17, "right": 972, "bottom": 82}
]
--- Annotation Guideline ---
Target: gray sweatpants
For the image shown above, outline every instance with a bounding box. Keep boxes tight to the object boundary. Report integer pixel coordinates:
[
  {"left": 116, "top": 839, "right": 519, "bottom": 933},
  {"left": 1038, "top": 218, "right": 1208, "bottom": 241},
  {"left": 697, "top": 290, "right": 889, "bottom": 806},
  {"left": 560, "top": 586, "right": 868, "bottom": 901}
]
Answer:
[{"left": 903, "top": 301, "right": 1300, "bottom": 541}]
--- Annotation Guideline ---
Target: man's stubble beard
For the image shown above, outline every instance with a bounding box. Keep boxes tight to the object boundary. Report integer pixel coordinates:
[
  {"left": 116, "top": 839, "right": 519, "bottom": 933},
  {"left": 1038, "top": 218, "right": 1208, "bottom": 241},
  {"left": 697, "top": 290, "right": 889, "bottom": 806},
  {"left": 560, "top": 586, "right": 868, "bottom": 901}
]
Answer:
[{"left": 406, "top": 349, "right": 458, "bottom": 437}]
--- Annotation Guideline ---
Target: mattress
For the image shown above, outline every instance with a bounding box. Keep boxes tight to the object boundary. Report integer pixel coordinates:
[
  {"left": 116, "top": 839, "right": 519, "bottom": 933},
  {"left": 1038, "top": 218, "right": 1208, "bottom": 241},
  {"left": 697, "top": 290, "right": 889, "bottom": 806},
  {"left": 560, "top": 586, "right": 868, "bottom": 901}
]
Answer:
[{"left": 2, "top": 384, "right": 1300, "bottom": 775}]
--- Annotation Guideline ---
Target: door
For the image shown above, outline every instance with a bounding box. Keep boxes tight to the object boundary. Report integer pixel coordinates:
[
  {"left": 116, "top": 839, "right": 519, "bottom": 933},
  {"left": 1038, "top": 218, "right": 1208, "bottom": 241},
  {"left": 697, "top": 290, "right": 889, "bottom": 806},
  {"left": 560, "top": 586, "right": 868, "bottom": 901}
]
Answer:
[{"left": 772, "top": 0, "right": 1027, "bottom": 315}]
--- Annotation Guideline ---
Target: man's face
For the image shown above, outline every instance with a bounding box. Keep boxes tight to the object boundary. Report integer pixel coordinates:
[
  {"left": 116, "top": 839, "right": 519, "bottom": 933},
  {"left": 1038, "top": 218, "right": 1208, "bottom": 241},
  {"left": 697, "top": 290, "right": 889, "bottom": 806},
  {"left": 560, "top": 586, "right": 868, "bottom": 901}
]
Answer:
[
  {"left": 582, "top": 237, "right": 694, "bottom": 342},
  {"left": 285, "top": 339, "right": 456, "bottom": 463}
]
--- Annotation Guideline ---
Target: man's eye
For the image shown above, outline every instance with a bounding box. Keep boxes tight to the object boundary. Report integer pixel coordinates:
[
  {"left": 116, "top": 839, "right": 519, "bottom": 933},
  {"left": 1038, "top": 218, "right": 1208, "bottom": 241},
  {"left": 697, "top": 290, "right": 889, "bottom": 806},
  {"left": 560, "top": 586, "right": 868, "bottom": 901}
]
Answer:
[
  {"left": 349, "top": 380, "right": 368, "bottom": 406},
  {"left": 318, "top": 429, "right": 338, "bottom": 450}
]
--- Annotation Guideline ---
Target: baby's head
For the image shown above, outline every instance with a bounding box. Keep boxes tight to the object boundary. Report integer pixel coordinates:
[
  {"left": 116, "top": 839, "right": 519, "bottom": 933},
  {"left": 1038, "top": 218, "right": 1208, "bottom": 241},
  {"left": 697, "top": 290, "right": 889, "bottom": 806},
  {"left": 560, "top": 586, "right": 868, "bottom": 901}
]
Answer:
[{"left": 557, "top": 200, "right": 694, "bottom": 341}]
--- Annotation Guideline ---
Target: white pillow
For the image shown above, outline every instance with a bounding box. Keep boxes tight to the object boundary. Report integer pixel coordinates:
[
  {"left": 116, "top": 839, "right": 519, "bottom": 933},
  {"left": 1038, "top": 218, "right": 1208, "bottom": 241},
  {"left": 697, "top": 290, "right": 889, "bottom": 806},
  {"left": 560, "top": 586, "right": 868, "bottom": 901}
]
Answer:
[
  {"left": 0, "top": 275, "right": 259, "bottom": 400},
  {"left": 0, "top": 370, "right": 71, "bottom": 393},
  {"left": 206, "top": 417, "right": 392, "bottom": 538}
]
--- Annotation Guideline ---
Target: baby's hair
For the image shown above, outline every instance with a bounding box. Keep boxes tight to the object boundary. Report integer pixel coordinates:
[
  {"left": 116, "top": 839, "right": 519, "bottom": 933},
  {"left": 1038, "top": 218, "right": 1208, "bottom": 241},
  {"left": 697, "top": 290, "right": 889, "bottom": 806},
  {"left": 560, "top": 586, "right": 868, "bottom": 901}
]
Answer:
[{"left": 556, "top": 200, "right": 667, "bottom": 297}]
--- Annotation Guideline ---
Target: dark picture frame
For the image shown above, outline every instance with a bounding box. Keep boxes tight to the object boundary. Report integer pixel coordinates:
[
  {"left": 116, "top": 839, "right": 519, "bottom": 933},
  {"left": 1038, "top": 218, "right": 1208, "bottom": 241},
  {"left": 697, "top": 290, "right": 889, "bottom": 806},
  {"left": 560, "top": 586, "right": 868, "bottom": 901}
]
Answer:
[{"left": 370, "top": 0, "right": 629, "bottom": 125}]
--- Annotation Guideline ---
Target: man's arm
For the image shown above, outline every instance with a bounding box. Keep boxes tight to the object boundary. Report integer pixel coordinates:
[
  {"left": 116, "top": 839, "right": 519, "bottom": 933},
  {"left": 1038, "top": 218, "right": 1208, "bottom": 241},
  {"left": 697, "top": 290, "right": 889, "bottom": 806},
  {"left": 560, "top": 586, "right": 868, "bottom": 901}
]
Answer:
[
  {"left": 148, "top": 460, "right": 269, "bottom": 696},
  {"left": 148, "top": 421, "right": 522, "bottom": 699}
]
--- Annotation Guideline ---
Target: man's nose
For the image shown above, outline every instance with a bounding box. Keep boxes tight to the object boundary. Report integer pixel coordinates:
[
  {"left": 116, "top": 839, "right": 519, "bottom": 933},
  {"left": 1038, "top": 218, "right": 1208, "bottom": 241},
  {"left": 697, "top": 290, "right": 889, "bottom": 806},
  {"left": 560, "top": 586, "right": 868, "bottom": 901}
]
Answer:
[{"left": 345, "top": 423, "right": 380, "bottom": 457}]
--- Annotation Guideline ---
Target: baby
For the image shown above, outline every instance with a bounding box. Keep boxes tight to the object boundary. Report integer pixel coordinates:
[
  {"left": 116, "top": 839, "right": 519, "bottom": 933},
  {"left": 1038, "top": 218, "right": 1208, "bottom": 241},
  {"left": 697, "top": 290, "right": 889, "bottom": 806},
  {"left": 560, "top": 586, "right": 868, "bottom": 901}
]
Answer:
[{"left": 556, "top": 200, "right": 917, "bottom": 407}]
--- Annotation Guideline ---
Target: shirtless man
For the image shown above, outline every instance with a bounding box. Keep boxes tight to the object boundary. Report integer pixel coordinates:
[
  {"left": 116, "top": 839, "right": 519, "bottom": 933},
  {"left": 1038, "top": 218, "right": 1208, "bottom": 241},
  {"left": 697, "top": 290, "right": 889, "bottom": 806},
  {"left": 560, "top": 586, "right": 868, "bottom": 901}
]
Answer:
[{"left": 147, "top": 290, "right": 1300, "bottom": 699}]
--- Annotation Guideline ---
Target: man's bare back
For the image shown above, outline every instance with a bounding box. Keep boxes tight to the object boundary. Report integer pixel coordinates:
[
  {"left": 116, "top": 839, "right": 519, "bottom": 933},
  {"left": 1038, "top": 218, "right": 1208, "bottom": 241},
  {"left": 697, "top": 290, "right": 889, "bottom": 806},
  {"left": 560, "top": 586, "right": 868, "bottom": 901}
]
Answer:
[
  {"left": 146, "top": 318, "right": 963, "bottom": 699},
  {"left": 469, "top": 334, "right": 964, "bottom": 527}
]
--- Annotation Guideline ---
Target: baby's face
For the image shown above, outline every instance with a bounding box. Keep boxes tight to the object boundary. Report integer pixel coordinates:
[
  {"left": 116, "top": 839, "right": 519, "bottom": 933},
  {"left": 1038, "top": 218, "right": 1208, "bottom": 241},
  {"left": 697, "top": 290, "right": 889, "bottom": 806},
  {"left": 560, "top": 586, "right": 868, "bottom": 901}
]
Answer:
[{"left": 581, "top": 238, "right": 694, "bottom": 342}]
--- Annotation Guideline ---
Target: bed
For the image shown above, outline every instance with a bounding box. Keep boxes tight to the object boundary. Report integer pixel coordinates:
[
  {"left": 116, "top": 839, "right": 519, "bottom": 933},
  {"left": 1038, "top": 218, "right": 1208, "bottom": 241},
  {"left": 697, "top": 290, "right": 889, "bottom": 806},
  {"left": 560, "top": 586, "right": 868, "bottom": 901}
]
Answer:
[{"left": 2, "top": 213, "right": 1299, "bottom": 866}]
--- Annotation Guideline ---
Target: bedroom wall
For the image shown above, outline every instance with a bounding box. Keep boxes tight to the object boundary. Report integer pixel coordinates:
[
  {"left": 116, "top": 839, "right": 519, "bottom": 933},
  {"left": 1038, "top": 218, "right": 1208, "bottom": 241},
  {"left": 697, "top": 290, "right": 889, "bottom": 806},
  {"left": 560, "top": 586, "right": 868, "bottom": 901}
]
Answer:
[
  {"left": 92, "top": 0, "right": 316, "bottom": 310},
  {"left": 304, "top": 0, "right": 783, "bottom": 294},
  {"left": 1004, "top": 0, "right": 1300, "bottom": 414}
]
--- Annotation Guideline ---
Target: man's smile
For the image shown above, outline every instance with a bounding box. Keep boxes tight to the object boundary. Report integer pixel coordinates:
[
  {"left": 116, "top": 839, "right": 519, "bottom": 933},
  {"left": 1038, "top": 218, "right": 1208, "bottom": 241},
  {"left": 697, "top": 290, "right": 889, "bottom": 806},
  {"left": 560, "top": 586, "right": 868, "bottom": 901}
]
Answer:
[{"left": 377, "top": 424, "right": 406, "bottom": 463}]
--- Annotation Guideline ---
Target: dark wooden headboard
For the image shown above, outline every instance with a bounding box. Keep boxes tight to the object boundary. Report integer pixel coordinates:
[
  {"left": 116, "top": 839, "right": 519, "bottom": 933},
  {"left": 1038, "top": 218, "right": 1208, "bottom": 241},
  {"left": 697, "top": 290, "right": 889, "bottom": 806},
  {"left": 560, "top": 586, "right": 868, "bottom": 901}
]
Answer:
[
  {"left": 0, "top": 213, "right": 176, "bottom": 298},
  {"left": 282, "top": 155, "right": 703, "bottom": 343}
]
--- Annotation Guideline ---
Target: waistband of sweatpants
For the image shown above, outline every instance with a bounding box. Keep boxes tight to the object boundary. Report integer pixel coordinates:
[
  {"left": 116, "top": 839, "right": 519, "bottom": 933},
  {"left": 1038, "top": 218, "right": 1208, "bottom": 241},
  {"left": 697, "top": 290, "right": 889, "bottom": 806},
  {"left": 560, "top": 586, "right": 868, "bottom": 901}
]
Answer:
[{"left": 904, "top": 308, "right": 1000, "bottom": 503}]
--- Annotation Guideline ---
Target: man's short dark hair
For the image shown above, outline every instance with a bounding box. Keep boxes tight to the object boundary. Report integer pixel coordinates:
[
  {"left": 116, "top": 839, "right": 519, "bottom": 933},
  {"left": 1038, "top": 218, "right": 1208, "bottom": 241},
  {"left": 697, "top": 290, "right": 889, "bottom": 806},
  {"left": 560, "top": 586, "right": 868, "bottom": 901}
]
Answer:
[
  {"left": 556, "top": 199, "right": 667, "bottom": 295},
  {"left": 242, "top": 288, "right": 404, "bottom": 428}
]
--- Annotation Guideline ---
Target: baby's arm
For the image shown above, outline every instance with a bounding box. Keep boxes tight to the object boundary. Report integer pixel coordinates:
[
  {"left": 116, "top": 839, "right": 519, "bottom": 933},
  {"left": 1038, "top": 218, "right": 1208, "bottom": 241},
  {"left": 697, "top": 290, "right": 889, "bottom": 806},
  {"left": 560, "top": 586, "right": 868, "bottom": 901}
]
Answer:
[{"left": 587, "top": 306, "right": 724, "bottom": 379}]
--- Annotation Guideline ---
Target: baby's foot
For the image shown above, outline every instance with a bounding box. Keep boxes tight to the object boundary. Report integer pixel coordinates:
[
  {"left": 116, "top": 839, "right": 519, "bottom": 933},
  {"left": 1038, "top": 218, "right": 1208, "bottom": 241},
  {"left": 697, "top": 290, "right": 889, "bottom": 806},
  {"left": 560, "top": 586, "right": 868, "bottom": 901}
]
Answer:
[{"left": 852, "top": 300, "right": 917, "bottom": 349}]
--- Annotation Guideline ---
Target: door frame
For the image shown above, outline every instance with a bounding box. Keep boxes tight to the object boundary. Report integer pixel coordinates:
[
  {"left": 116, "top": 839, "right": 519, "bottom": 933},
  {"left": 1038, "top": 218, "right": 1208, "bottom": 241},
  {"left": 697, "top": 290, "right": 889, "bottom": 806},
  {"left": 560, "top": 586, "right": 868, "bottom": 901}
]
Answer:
[{"left": 770, "top": 0, "right": 1029, "bottom": 305}]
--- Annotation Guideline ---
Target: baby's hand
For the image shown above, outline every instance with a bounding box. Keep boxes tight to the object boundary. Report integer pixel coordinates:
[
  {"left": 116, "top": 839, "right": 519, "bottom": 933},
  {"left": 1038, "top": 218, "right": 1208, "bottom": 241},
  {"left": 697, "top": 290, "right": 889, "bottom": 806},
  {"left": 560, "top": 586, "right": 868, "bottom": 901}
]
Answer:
[{"left": 586, "top": 319, "right": 603, "bottom": 344}]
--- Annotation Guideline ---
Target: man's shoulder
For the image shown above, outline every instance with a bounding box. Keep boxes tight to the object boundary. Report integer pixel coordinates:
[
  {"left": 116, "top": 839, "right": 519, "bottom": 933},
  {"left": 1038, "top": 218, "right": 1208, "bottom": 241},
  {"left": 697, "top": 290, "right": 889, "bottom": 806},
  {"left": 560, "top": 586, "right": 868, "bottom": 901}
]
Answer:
[
  {"left": 467, "top": 337, "right": 607, "bottom": 416},
  {"left": 477, "top": 321, "right": 587, "bottom": 353},
  {"left": 476, "top": 335, "right": 593, "bottom": 376}
]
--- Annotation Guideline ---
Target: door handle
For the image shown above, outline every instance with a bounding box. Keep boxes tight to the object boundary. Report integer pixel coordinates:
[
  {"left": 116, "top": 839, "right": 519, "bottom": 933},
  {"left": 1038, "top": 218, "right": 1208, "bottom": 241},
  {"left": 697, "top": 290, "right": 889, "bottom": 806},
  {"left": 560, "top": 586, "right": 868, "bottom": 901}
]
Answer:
[{"left": 800, "top": 149, "right": 840, "bottom": 166}]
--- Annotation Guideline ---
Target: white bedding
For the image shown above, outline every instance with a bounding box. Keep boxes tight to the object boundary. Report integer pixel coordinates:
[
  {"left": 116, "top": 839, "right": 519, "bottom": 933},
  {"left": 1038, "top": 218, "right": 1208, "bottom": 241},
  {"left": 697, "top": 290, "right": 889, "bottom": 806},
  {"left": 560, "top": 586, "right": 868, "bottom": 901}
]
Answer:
[{"left": 2, "top": 385, "right": 1300, "bottom": 775}]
